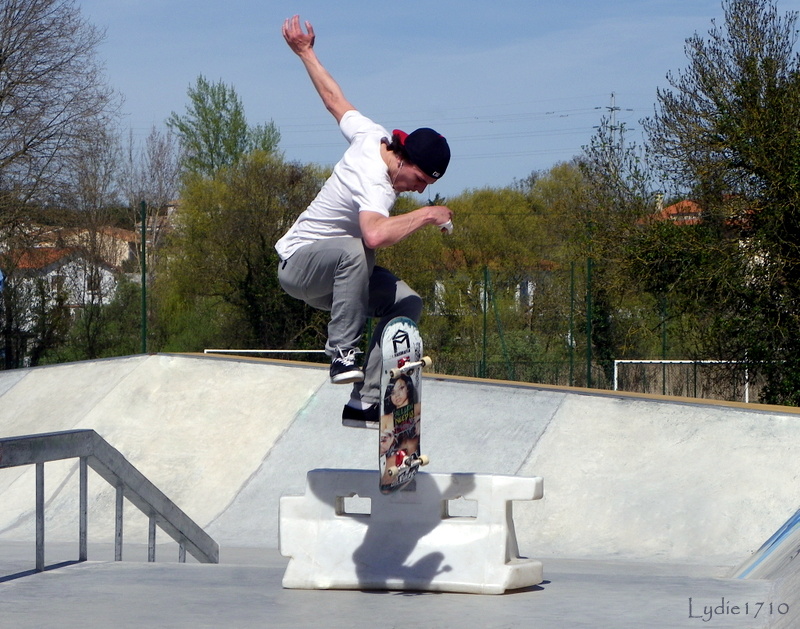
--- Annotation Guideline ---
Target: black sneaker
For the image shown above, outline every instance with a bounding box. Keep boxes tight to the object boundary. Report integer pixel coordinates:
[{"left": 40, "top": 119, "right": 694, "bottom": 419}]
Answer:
[
  {"left": 342, "top": 403, "right": 379, "bottom": 429},
  {"left": 329, "top": 347, "right": 364, "bottom": 384}
]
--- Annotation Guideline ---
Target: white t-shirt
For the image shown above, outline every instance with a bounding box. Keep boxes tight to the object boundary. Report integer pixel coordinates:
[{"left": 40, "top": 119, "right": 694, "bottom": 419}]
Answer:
[{"left": 275, "top": 110, "right": 397, "bottom": 260}]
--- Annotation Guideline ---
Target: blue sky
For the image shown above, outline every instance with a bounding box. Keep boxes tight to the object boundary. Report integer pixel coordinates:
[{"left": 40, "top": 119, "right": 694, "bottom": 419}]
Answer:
[{"left": 79, "top": 0, "right": 800, "bottom": 199}]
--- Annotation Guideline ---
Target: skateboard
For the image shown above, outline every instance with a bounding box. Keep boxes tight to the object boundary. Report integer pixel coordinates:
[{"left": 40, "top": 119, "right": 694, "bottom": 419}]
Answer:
[{"left": 379, "top": 317, "right": 431, "bottom": 494}]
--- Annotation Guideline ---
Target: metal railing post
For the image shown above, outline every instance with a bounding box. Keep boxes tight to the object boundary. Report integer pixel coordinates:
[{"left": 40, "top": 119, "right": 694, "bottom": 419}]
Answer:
[
  {"left": 36, "top": 462, "right": 44, "bottom": 572},
  {"left": 79, "top": 457, "right": 88, "bottom": 562},
  {"left": 148, "top": 517, "right": 156, "bottom": 562},
  {"left": 115, "top": 484, "right": 123, "bottom": 561}
]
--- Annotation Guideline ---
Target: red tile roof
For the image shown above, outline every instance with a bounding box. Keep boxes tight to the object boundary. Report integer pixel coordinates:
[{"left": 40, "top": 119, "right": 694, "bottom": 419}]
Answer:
[
  {"left": 653, "top": 200, "right": 703, "bottom": 225},
  {"left": 12, "top": 247, "right": 78, "bottom": 270}
]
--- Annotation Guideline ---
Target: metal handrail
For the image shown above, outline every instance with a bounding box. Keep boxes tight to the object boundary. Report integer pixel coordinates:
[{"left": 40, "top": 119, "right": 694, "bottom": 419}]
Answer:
[{"left": 0, "top": 429, "right": 219, "bottom": 572}]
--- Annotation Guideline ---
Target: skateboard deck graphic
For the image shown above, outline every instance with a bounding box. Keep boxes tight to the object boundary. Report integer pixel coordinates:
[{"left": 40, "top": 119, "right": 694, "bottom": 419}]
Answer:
[{"left": 379, "top": 317, "right": 430, "bottom": 494}]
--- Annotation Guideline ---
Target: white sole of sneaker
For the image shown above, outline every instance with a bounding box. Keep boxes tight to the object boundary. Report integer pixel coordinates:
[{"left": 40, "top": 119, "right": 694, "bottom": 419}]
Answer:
[
  {"left": 330, "top": 372, "right": 365, "bottom": 385},
  {"left": 341, "top": 418, "right": 379, "bottom": 430}
]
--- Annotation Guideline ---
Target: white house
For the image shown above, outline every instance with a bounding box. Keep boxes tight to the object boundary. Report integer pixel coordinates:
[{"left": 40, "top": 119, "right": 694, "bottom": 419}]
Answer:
[{"left": 10, "top": 246, "right": 118, "bottom": 311}]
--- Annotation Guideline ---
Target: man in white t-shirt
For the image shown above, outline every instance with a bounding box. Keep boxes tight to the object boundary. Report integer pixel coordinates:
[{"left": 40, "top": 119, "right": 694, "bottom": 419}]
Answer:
[{"left": 276, "top": 15, "right": 453, "bottom": 428}]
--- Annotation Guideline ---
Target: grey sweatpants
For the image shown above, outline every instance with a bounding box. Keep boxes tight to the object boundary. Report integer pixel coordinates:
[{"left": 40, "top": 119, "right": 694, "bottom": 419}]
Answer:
[{"left": 278, "top": 237, "right": 422, "bottom": 405}]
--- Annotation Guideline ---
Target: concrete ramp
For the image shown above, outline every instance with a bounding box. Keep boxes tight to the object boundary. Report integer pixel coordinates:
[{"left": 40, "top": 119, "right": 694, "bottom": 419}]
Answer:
[
  {"left": 0, "top": 354, "right": 327, "bottom": 546},
  {"left": 1, "top": 353, "right": 800, "bottom": 572}
]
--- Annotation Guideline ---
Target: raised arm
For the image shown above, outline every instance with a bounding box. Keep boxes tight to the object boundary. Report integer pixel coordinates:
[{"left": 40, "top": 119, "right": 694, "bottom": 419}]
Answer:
[{"left": 282, "top": 15, "right": 355, "bottom": 123}]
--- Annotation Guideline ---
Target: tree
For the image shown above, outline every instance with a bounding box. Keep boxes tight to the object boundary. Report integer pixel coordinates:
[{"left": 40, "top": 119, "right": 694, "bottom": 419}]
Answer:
[
  {"left": 572, "top": 114, "right": 666, "bottom": 385},
  {"left": 120, "top": 126, "right": 181, "bottom": 264},
  {"left": 640, "top": 0, "right": 800, "bottom": 404},
  {"left": 645, "top": 0, "right": 800, "bottom": 199},
  {"left": 0, "top": 0, "right": 118, "bottom": 368},
  {"left": 42, "top": 276, "right": 141, "bottom": 364},
  {"left": 49, "top": 128, "right": 126, "bottom": 360},
  {"left": 0, "top": 0, "right": 117, "bottom": 218},
  {"left": 167, "top": 75, "right": 281, "bottom": 177},
  {"left": 155, "top": 153, "right": 326, "bottom": 351},
  {"left": 378, "top": 180, "right": 589, "bottom": 384}
]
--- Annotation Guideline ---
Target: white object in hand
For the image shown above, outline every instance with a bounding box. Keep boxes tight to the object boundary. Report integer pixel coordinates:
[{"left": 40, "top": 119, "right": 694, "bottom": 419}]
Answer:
[{"left": 439, "top": 220, "right": 453, "bottom": 235}]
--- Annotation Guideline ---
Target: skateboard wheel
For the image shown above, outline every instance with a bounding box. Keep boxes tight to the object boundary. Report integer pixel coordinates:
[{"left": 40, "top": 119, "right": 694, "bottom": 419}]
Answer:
[
  {"left": 387, "top": 466, "right": 399, "bottom": 478},
  {"left": 389, "top": 368, "right": 402, "bottom": 379},
  {"left": 418, "top": 454, "right": 429, "bottom": 466},
  {"left": 421, "top": 356, "right": 433, "bottom": 369}
]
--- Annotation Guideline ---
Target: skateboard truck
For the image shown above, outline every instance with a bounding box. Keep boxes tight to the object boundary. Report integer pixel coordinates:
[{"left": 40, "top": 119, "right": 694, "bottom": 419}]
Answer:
[
  {"left": 389, "top": 356, "right": 432, "bottom": 380},
  {"left": 386, "top": 450, "right": 430, "bottom": 480}
]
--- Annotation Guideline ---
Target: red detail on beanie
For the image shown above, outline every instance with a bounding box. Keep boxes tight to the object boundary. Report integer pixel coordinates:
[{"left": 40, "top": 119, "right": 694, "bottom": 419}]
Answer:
[{"left": 392, "top": 129, "right": 409, "bottom": 145}]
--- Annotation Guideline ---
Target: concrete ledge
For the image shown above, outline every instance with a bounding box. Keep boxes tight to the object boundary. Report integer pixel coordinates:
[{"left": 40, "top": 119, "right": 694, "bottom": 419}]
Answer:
[{"left": 279, "top": 469, "right": 544, "bottom": 594}]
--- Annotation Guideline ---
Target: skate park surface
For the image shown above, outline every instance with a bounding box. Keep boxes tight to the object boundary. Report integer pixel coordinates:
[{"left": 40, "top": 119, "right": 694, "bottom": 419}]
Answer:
[{"left": 1, "top": 353, "right": 800, "bottom": 628}]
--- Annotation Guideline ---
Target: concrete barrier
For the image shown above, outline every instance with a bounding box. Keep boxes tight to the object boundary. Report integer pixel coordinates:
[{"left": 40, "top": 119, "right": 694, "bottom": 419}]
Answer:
[{"left": 279, "top": 469, "right": 544, "bottom": 594}]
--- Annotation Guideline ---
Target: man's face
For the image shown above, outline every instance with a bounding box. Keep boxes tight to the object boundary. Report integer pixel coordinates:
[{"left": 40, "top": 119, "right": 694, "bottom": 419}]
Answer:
[{"left": 394, "top": 162, "right": 437, "bottom": 194}]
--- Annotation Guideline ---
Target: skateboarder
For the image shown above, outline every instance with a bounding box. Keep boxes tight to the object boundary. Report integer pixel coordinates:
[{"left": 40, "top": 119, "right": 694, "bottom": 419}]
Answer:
[{"left": 275, "top": 15, "right": 453, "bottom": 428}]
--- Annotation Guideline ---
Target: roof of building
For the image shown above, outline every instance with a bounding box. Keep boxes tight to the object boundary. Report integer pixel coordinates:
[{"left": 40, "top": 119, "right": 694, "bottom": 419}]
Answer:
[
  {"left": 652, "top": 199, "right": 703, "bottom": 225},
  {"left": 13, "top": 247, "right": 79, "bottom": 270}
]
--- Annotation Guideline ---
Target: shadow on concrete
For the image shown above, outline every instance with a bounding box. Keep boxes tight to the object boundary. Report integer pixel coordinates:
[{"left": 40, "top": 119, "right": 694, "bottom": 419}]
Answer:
[
  {"left": 0, "top": 560, "right": 81, "bottom": 583},
  {"left": 350, "top": 473, "right": 475, "bottom": 591}
]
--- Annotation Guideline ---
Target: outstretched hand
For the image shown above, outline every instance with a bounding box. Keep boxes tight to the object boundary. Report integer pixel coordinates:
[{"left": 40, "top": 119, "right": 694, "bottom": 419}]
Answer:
[{"left": 282, "top": 15, "right": 315, "bottom": 56}]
